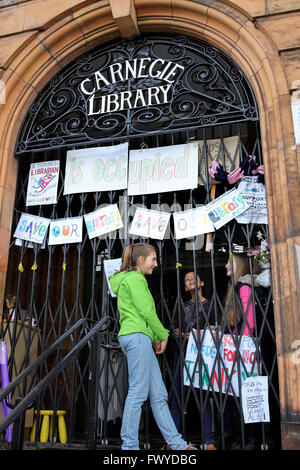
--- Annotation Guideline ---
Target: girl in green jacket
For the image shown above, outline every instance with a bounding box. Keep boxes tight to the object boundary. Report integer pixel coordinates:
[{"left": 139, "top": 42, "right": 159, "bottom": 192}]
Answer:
[{"left": 110, "top": 243, "right": 192, "bottom": 451}]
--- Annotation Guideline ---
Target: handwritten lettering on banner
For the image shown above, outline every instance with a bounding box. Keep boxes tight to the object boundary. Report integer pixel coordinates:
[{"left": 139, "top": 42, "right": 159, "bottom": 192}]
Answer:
[
  {"left": 236, "top": 176, "right": 268, "bottom": 225},
  {"left": 14, "top": 213, "right": 50, "bottom": 245},
  {"left": 173, "top": 206, "right": 215, "bottom": 240},
  {"left": 127, "top": 143, "right": 198, "bottom": 196},
  {"left": 184, "top": 329, "right": 258, "bottom": 397},
  {"left": 49, "top": 217, "right": 83, "bottom": 245},
  {"left": 64, "top": 143, "right": 128, "bottom": 195},
  {"left": 206, "top": 188, "right": 249, "bottom": 230},
  {"left": 84, "top": 204, "right": 123, "bottom": 239},
  {"left": 26, "top": 161, "right": 60, "bottom": 206},
  {"left": 130, "top": 208, "right": 171, "bottom": 240},
  {"left": 242, "top": 376, "right": 270, "bottom": 423}
]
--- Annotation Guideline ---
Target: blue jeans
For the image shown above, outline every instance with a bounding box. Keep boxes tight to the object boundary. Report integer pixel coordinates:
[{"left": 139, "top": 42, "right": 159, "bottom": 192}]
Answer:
[{"left": 119, "top": 333, "right": 188, "bottom": 450}]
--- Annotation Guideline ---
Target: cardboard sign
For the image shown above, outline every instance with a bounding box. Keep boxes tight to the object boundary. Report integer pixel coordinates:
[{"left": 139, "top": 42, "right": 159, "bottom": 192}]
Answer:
[
  {"left": 236, "top": 176, "right": 268, "bottom": 224},
  {"left": 104, "top": 258, "right": 122, "bottom": 297},
  {"left": 129, "top": 207, "right": 171, "bottom": 240},
  {"left": 173, "top": 206, "right": 215, "bottom": 240},
  {"left": 206, "top": 188, "right": 249, "bottom": 229},
  {"left": 48, "top": 217, "right": 83, "bottom": 245},
  {"left": 84, "top": 204, "right": 123, "bottom": 239},
  {"left": 242, "top": 376, "right": 270, "bottom": 423},
  {"left": 14, "top": 213, "right": 50, "bottom": 245},
  {"left": 64, "top": 143, "right": 128, "bottom": 195},
  {"left": 26, "top": 161, "right": 59, "bottom": 206},
  {"left": 184, "top": 329, "right": 258, "bottom": 396},
  {"left": 127, "top": 143, "right": 198, "bottom": 196}
]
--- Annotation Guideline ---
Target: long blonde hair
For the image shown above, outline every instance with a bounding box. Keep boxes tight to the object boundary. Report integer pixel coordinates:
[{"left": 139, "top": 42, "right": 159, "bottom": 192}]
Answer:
[
  {"left": 119, "top": 243, "right": 156, "bottom": 272},
  {"left": 223, "top": 253, "right": 251, "bottom": 328}
]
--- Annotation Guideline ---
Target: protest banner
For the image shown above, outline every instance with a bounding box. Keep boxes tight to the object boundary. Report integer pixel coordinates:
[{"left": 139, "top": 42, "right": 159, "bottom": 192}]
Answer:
[
  {"left": 129, "top": 207, "right": 171, "bottom": 240},
  {"left": 49, "top": 217, "right": 83, "bottom": 245},
  {"left": 84, "top": 204, "right": 123, "bottom": 239},
  {"left": 206, "top": 188, "right": 249, "bottom": 229},
  {"left": 184, "top": 329, "right": 258, "bottom": 397},
  {"left": 127, "top": 143, "right": 198, "bottom": 196},
  {"left": 235, "top": 176, "right": 268, "bottom": 224},
  {"left": 241, "top": 376, "right": 270, "bottom": 423},
  {"left": 173, "top": 206, "right": 215, "bottom": 240},
  {"left": 104, "top": 258, "right": 122, "bottom": 297},
  {"left": 26, "top": 161, "right": 60, "bottom": 206},
  {"left": 64, "top": 142, "right": 128, "bottom": 195},
  {"left": 14, "top": 213, "right": 50, "bottom": 245}
]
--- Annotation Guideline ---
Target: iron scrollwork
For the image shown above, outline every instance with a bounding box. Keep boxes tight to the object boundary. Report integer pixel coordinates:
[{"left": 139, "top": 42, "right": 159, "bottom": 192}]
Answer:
[{"left": 15, "top": 34, "right": 258, "bottom": 154}]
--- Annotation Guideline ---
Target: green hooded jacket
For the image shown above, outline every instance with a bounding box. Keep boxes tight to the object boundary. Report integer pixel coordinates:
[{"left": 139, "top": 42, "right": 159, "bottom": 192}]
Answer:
[{"left": 109, "top": 270, "right": 169, "bottom": 343}]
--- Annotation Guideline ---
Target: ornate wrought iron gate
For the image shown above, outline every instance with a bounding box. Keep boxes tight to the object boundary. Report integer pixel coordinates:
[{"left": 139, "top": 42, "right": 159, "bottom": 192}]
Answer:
[{"left": 1, "top": 34, "right": 280, "bottom": 449}]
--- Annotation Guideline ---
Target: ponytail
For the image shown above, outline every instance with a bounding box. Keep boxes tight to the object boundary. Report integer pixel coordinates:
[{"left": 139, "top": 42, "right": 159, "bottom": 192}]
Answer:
[{"left": 119, "top": 243, "right": 156, "bottom": 272}]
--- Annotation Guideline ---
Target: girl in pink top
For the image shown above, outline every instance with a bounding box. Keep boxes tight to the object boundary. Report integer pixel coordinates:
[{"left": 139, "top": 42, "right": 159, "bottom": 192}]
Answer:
[{"left": 223, "top": 253, "right": 254, "bottom": 337}]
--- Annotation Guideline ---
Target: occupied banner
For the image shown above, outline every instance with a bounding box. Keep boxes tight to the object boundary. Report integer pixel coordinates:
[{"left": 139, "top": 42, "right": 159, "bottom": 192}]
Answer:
[
  {"left": 26, "top": 161, "right": 60, "bottom": 206},
  {"left": 184, "top": 329, "right": 258, "bottom": 397},
  {"left": 14, "top": 213, "right": 50, "bottom": 245},
  {"left": 84, "top": 204, "right": 123, "bottom": 239},
  {"left": 236, "top": 176, "right": 268, "bottom": 224},
  {"left": 64, "top": 143, "right": 128, "bottom": 195},
  {"left": 173, "top": 206, "right": 215, "bottom": 240},
  {"left": 127, "top": 143, "right": 198, "bottom": 196},
  {"left": 48, "top": 217, "right": 83, "bottom": 245},
  {"left": 206, "top": 188, "right": 249, "bottom": 229},
  {"left": 129, "top": 207, "right": 171, "bottom": 240}
]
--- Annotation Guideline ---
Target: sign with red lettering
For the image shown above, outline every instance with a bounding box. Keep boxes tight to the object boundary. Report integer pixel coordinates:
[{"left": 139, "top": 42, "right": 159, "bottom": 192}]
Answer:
[
  {"left": 26, "top": 161, "right": 60, "bottom": 206},
  {"left": 184, "top": 329, "right": 258, "bottom": 396},
  {"left": 64, "top": 143, "right": 128, "bottom": 195},
  {"left": 48, "top": 217, "right": 83, "bottom": 245},
  {"left": 127, "top": 143, "right": 198, "bottom": 196},
  {"left": 84, "top": 204, "right": 123, "bottom": 239},
  {"left": 129, "top": 207, "right": 171, "bottom": 240}
]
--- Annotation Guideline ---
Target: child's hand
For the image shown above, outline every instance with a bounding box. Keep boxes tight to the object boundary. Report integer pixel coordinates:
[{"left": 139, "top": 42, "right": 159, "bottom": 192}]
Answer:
[{"left": 155, "top": 338, "right": 168, "bottom": 354}]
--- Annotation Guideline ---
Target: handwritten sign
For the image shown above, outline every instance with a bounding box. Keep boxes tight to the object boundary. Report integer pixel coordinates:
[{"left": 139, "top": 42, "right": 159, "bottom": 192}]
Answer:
[
  {"left": 26, "top": 161, "right": 59, "bottom": 206},
  {"left": 236, "top": 176, "right": 268, "bottom": 224},
  {"left": 173, "top": 206, "right": 215, "bottom": 240},
  {"left": 206, "top": 188, "right": 249, "bottom": 229},
  {"left": 48, "top": 217, "right": 83, "bottom": 245},
  {"left": 184, "top": 329, "right": 258, "bottom": 396},
  {"left": 104, "top": 258, "right": 122, "bottom": 297},
  {"left": 127, "top": 143, "right": 198, "bottom": 196},
  {"left": 64, "top": 143, "right": 128, "bottom": 195},
  {"left": 14, "top": 213, "right": 50, "bottom": 245},
  {"left": 129, "top": 208, "right": 171, "bottom": 240},
  {"left": 84, "top": 204, "right": 123, "bottom": 239},
  {"left": 242, "top": 376, "right": 270, "bottom": 423}
]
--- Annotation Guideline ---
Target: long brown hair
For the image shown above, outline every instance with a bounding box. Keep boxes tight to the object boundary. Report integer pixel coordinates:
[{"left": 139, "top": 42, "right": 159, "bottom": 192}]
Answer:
[
  {"left": 223, "top": 253, "right": 251, "bottom": 327},
  {"left": 119, "top": 243, "right": 156, "bottom": 272}
]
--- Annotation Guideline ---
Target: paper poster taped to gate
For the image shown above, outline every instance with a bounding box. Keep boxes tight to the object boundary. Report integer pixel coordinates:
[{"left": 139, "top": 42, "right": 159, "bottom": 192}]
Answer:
[
  {"left": 173, "top": 206, "right": 215, "bottom": 240},
  {"left": 130, "top": 207, "right": 171, "bottom": 240},
  {"left": 127, "top": 143, "right": 198, "bottom": 196},
  {"left": 64, "top": 143, "right": 128, "bottom": 195},
  {"left": 84, "top": 204, "right": 123, "bottom": 239},
  {"left": 206, "top": 188, "right": 249, "bottom": 229},
  {"left": 184, "top": 329, "right": 258, "bottom": 397},
  {"left": 104, "top": 258, "right": 122, "bottom": 297},
  {"left": 235, "top": 176, "right": 268, "bottom": 224},
  {"left": 241, "top": 376, "right": 270, "bottom": 423},
  {"left": 48, "top": 217, "right": 83, "bottom": 245},
  {"left": 14, "top": 213, "right": 50, "bottom": 245},
  {"left": 26, "top": 160, "right": 60, "bottom": 206}
]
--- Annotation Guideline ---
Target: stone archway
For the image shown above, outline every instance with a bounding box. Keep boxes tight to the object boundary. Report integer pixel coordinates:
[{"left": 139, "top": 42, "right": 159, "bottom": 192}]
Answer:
[{"left": 0, "top": 0, "right": 299, "bottom": 448}]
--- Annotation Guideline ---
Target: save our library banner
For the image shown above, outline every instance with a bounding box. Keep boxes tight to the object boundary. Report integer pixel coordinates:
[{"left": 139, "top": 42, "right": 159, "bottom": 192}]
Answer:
[{"left": 15, "top": 140, "right": 267, "bottom": 246}]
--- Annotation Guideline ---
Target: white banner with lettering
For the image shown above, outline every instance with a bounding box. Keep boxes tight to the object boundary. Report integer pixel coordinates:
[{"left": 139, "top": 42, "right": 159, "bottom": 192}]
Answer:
[
  {"left": 26, "top": 160, "right": 60, "bottom": 206},
  {"left": 64, "top": 143, "right": 128, "bottom": 195},
  {"left": 236, "top": 176, "right": 268, "bottom": 224},
  {"left": 206, "top": 188, "right": 249, "bottom": 230},
  {"left": 184, "top": 329, "right": 258, "bottom": 397},
  {"left": 127, "top": 143, "right": 198, "bottom": 196},
  {"left": 48, "top": 217, "right": 83, "bottom": 245},
  {"left": 173, "top": 206, "right": 215, "bottom": 240},
  {"left": 14, "top": 213, "right": 50, "bottom": 245},
  {"left": 84, "top": 204, "right": 123, "bottom": 239},
  {"left": 129, "top": 207, "right": 171, "bottom": 240}
]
